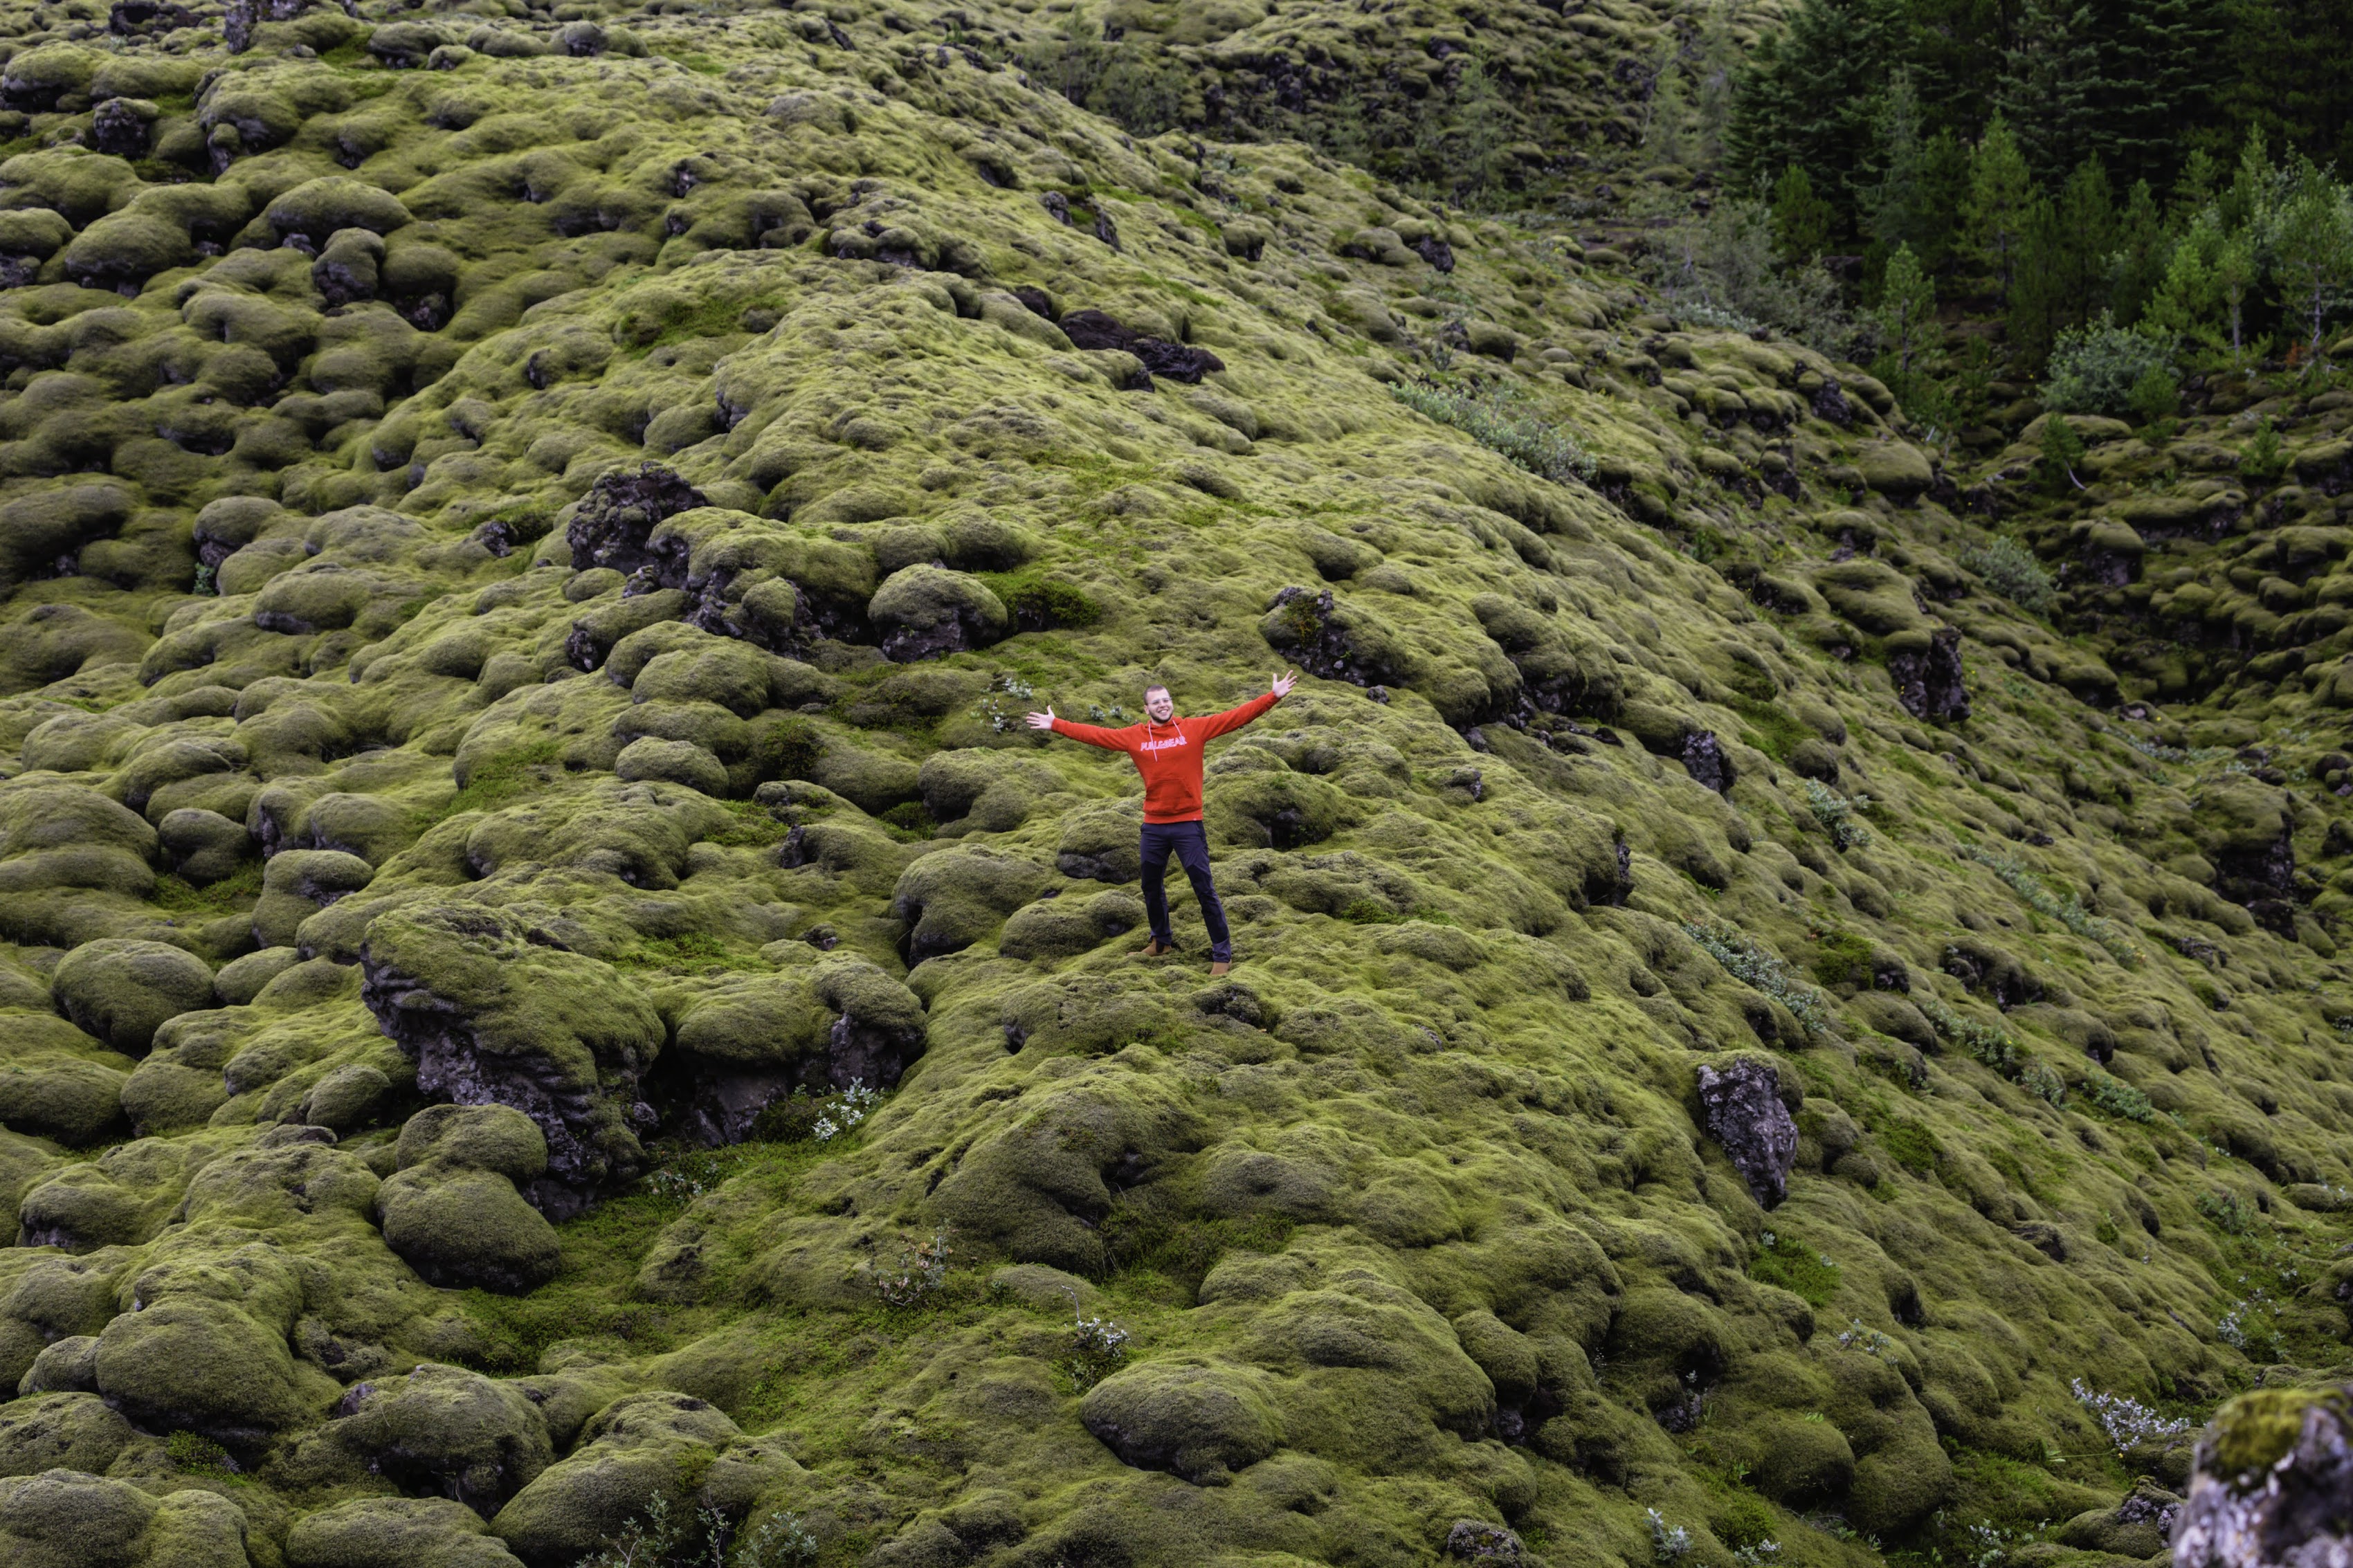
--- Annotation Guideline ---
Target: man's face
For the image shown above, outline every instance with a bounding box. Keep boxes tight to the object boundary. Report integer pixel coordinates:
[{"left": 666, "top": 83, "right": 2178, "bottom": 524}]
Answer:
[{"left": 1145, "top": 687, "right": 1174, "bottom": 722}]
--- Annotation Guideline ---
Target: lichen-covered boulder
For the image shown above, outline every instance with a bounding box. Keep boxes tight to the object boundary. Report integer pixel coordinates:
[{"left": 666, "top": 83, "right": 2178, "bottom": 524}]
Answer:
[
  {"left": 17, "top": 1138, "right": 192, "bottom": 1251},
  {"left": 0, "top": 1391, "right": 138, "bottom": 1476},
  {"left": 490, "top": 1391, "right": 743, "bottom": 1562},
  {"left": 318, "top": 1362, "right": 554, "bottom": 1515},
  {"left": 376, "top": 1107, "right": 561, "bottom": 1293},
  {"left": 1079, "top": 1360, "right": 1285, "bottom": 1484},
  {"left": 1696, "top": 1055, "right": 1800, "bottom": 1207},
  {"left": 889, "top": 846, "right": 1051, "bottom": 961},
  {"left": 50, "top": 939, "right": 213, "bottom": 1054},
  {"left": 0, "top": 1467, "right": 250, "bottom": 1567},
  {"left": 92, "top": 1284, "right": 325, "bottom": 1449},
  {"left": 0, "top": 1048, "right": 128, "bottom": 1147},
  {"left": 358, "top": 905, "right": 664, "bottom": 1202},
  {"left": 664, "top": 958, "right": 925, "bottom": 1143},
  {"left": 289, "top": 1497, "right": 525, "bottom": 1568},
  {"left": 867, "top": 565, "right": 1009, "bottom": 662},
  {"left": 266, "top": 176, "right": 410, "bottom": 242}
]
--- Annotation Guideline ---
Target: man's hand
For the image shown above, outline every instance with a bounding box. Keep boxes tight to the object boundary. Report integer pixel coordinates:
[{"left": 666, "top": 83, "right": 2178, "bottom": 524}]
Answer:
[
  {"left": 1026, "top": 706, "right": 1056, "bottom": 730},
  {"left": 1271, "top": 668, "right": 1298, "bottom": 699}
]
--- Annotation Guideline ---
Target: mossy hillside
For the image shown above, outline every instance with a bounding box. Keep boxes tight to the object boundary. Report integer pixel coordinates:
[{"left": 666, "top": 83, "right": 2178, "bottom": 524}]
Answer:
[{"left": 0, "top": 1, "right": 2343, "bottom": 1565}]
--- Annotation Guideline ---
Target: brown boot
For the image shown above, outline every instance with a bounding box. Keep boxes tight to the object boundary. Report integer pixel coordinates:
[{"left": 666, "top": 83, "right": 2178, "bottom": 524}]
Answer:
[
  {"left": 1208, "top": 960, "right": 1233, "bottom": 977},
  {"left": 1136, "top": 939, "right": 1174, "bottom": 958}
]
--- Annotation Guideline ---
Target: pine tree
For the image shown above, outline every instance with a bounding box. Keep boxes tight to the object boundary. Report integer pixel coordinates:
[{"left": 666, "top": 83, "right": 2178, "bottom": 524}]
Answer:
[
  {"left": 2051, "top": 157, "right": 2118, "bottom": 325},
  {"left": 2008, "top": 192, "right": 2068, "bottom": 365},
  {"left": 1998, "top": 0, "right": 2099, "bottom": 186},
  {"left": 2107, "top": 180, "right": 2170, "bottom": 326},
  {"left": 2214, "top": 225, "right": 2258, "bottom": 359},
  {"left": 2264, "top": 156, "right": 2353, "bottom": 358},
  {"left": 1725, "top": 0, "right": 1905, "bottom": 239},
  {"left": 1963, "top": 116, "right": 2037, "bottom": 298},
  {"left": 1643, "top": 57, "right": 1697, "bottom": 166},
  {"left": 1771, "top": 165, "right": 1835, "bottom": 263},
  {"left": 1688, "top": 0, "right": 1744, "bottom": 167},
  {"left": 1866, "top": 73, "right": 1928, "bottom": 257},
  {"left": 2219, "top": 129, "right": 2275, "bottom": 234},
  {"left": 2169, "top": 149, "right": 2221, "bottom": 227},
  {"left": 2146, "top": 206, "right": 2226, "bottom": 340},
  {"left": 1876, "top": 243, "right": 1939, "bottom": 376},
  {"left": 2224, "top": 0, "right": 2353, "bottom": 175},
  {"left": 1903, "top": 0, "right": 2009, "bottom": 138},
  {"left": 1451, "top": 58, "right": 1514, "bottom": 206},
  {"left": 1918, "top": 129, "right": 1970, "bottom": 271},
  {"left": 2080, "top": 0, "right": 2226, "bottom": 190}
]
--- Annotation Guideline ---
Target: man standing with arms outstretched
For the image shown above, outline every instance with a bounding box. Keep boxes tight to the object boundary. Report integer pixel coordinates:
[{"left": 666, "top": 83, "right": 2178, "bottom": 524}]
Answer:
[{"left": 1028, "top": 671, "right": 1298, "bottom": 976}]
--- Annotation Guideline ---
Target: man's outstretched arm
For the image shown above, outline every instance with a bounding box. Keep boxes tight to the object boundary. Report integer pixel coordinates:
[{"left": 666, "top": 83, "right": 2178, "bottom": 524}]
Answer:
[
  {"left": 1192, "top": 669, "right": 1298, "bottom": 738},
  {"left": 1026, "top": 706, "right": 1131, "bottom": 749}
]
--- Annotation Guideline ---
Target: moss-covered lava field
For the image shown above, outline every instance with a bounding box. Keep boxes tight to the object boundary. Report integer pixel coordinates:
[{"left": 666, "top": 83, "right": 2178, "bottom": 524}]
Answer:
[{"left": 0, "top": 1, "right": 2350, "bottom": 1565}]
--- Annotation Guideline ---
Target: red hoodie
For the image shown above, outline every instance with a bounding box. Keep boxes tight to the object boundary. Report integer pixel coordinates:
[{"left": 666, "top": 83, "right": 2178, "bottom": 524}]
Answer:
[{"left": 1051, "top": 692, "right": 1282, "bottom": 823}]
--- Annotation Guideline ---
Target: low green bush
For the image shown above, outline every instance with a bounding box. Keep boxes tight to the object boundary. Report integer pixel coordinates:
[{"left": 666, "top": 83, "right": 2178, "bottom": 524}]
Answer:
[{"left": 1390, "top": 379, "right": 1597, "bottom": 484}]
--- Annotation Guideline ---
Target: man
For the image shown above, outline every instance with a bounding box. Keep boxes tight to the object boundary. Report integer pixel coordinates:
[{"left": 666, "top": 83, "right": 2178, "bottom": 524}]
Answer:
[{"left": 1028, "top": 671, "right": 1297, "bottom": 976}]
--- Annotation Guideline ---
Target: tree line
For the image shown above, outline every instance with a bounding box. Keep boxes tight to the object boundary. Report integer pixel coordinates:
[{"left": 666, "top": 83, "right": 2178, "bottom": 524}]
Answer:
[{"left": 1674, "top": 0, "right": 2353, "bottom": 384}]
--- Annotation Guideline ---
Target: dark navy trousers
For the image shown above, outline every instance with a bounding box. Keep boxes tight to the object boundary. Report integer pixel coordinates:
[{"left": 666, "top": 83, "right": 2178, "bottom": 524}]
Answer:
[{"left": 1140, "top": 821, "right": 1231, "bottom": 960}]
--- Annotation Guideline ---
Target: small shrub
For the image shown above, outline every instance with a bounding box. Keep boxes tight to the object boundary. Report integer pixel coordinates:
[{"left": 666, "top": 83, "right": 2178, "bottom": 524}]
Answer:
[
  {"left": 1880, "top": 1118, "right": 1938, "bottom": 1175},
  {"left": 578, "top": 1494, "right": 817, "bottom": 1567},
  {"left": 1916, "top": 995, "right": 2066, "bottom": 1104},
  {"left": 1648, "top": 1508, "right": 1693, "bottom": 1563},
  {"left": 2198, "top": 1189, "right": 2257, "bottom": 1235},
  {"left": 1389, "top": 379, "right": 1598, "bottom": 484},
  {"left": 982, "top": 570, "right": 1102, "bottom": 630},
  {"left": 2042, "top": 318, "right": 2173, "bottom": 418},
  {"left": 2035, "top": 414, "right": 2088, "bottom": 493},
  {"left": 150, "top": 862, "right": 263, "bottom": 915},
  {"left": 748, "top": 715, "right": 822, "bottom": 782},
  {"left": 812, "top": 1080, "right": 882, "bottom": 1142},
  {"left": 1836, "top": 1318, "right": 1896, "bottom": 1357},
  {"left": 2127, "top": 362, "right": 2180, "bottom": 426},
  {"left": 706, "top": 799, "right": 794, "bottom": 848},
  {"left": 642, "top": 1146, "right": 749, "bottom": 1208},
  {"left": 2015, "top": 1058, "right": 2067, "bottom": 1105},
  {"left": 1811, "top": 928, "right": 1877, "bottom": 989},
  {"left": 2215, "top": 1289, "right": 2284, "bottom": 1359},
  {"left": 878, "top": 801, "right": 937, "bottom": 839},
  {"left": 1801, "top": 778, "right": 1872, "bottom": 849},
  {"left": 1961, "top": 846, "right": 2141, "bottom": 965},
  {"left": 1750, "top": 1230, "right": 1839, "bottom": 1307},
  {"left": 1059, "top": 1298, "right": 1132, "bottom": 1391},
  {"left": 166, "top": 1430, "right": 237, "bottom": 1477},
  {"left": 877, "top": 1228, "right": 953, "bottom": 1309},
  {"left": 1683, "top": 922, "right": 1831, "bottom": 1037},
  {"left": 1959, "top": 536, "right": 2055, "bottom": 615},
  {"left": 2240, "top": 417, "right": 2287, "bottom": 483},
  {"left": 2070, "top": 1378, "right": 2190, "bottom": 1452},
  {"left": 2083, "top": 1073, "right": 2156, "bottom": 1123}
]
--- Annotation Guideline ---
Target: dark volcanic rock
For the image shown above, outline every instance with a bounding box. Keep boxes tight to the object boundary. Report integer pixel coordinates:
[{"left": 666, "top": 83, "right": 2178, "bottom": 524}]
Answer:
[
  {"left": 1260, "top": 586, "right": 1402, "bottom": 690},
  {"left": 224, "top": 0, "right": 353, "bottom": 53},
  {"left": 358, "top": 904, "right": 664, "bottom": 1210},
  {"left": 1059, "top": 309, "right": 1226, "bottom": 384},
  {"left": 1681, "top": 730, "right": 1736, "bottom": 794},
  {"left": 1696, "top": 1056, "right": 1798, "bottom": 1207},
  {"left": 565, "top": 463, "right": 707, "bottom": 578},
  {"left": 2174, "top": 1387, "right": 2353, "bottom": 1568},
  {"left": 1891, "top": 626, "right": 1970, "bottom": 722}
]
